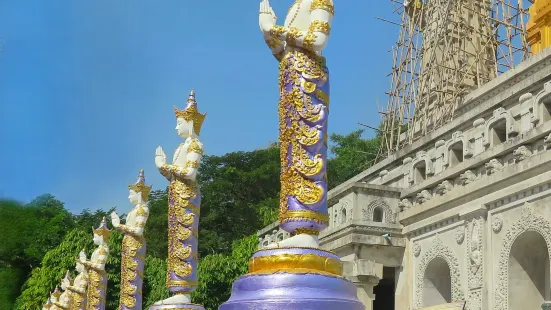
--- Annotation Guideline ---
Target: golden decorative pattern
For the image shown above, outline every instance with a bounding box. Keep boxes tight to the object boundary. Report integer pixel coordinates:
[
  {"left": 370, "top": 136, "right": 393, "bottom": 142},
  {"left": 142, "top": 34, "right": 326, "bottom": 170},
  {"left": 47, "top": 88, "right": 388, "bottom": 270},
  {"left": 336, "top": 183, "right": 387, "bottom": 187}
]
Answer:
[
  {"left": 310, "top": 0, "right": 335, "bottom": 15},
  {"left": 187, "top": 139, "right": 204, "bottom": 156},
  {"left": 86, "top": 269, "right": 106, "bottom": 310},
  {"left": 128, "top": 169, "right": 152, "bottom": 202},
  {"left": 314, "top": 89, "right": 329, "bottom": 106},
  {"left": 280, "top": 210, "right": 329, "bottom": 224},
  {"left": 286, "top": 27, "right": 302, "bottom": 46},
  {"left": 295, "top": 227, "right": 321, "bottom": 235},
  {"left": 270, "top": 25, "right": 287, "bottom": 39},
  {"left": 303, "top": 31, "right": 318, "bottom": 50},
  {"left": 265, "top": 37, "right": 281, "bottom": 49},
  {"left": 248, "top": 253, "right": 342, "bottom": 276},
  {"left": 309, "top": 20, "right": 331, "bottom": 34},
  {"left": 93, "top": 218, "right": 111, "bottom": 242},
  {"left": 185, "top": 160, "right": 200, "bottom": 169}
]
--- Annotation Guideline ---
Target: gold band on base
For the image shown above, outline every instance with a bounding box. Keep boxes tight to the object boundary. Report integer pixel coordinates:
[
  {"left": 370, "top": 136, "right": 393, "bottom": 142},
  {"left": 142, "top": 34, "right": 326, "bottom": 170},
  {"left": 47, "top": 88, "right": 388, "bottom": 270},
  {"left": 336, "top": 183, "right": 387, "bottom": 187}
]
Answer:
[
  {"left": 294, "top": 228, "right": 320, "bottom": 236},
  {"left": 279, "top": 210, "right": 329, "bottom": 225},
  {"left": 248, "top": 253, "right": 342, "bottom": 276}
]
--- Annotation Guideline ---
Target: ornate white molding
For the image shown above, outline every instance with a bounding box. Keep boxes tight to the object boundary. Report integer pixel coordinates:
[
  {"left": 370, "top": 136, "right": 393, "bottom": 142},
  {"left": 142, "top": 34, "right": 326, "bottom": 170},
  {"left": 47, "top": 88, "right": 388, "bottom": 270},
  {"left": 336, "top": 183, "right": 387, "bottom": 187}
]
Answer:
[
  {"left": 409, "top": 151, "right": 434, "bottom": 184},
  {"left": 492, "top": 215, "right": 503, "bottom": 233},
  {"left": 443, "top": 131, "right": 473, "bottom": 167},
  {"left": 415, "top": 235, "right": 464, "bottom": 309},
  {"left": 413, "top": 242, "right": 421, "bottom": 257},
  {"left": 455, "top": 226, "right": 465, "bottom": 244},
  {"left": 494, "top": 203, "right": 551, "bottom": 310},
  {"left": 362, "top": 199, "right": 396, "bottom": 223}
]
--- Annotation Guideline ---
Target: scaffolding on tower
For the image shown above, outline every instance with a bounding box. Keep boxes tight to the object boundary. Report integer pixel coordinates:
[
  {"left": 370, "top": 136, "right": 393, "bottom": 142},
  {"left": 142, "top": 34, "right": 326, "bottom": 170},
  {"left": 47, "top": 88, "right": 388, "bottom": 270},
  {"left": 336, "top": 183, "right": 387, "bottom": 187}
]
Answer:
[{"left": 376, "top": 0, "right": 531, "bottom": 161}]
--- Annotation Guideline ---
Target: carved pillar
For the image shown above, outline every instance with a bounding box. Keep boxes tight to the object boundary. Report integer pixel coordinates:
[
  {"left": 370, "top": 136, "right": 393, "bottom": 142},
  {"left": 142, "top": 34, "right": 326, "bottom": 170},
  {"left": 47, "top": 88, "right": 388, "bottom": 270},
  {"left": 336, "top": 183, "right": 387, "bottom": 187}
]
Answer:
[{"left": 343, "top": 259, "right": 383, "bottom": 310}]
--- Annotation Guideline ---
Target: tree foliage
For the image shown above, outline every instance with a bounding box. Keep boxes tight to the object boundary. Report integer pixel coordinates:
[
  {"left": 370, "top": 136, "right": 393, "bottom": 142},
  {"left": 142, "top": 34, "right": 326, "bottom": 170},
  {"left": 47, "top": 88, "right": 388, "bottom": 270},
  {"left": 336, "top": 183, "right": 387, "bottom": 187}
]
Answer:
[{"left": 327, "top": 129, "right": 379, "bottom": 189}]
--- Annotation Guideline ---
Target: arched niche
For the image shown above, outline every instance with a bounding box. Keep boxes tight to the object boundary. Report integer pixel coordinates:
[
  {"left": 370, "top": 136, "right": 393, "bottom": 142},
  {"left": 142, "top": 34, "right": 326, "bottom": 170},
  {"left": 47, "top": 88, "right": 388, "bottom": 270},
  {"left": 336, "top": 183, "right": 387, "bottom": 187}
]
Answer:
[
  {"left": 409, "top": 151, "right": 434, "bottom": 185},
  {"left": 443, "top": 131, "right": 473, "bottom": 168},
  {"left": 483, "top": 108, "right": 518, "bottom": 147},
  {"left": 494, "top": 204, "right": 551, "bottom": 310},
  {"left": 415, "top": 236, "right": 464, "bottom": 309},
  {"left": 530, "top": 81, "right": 551, "bottom": 125},
  {"left": 508, "top": 231, "right": 550, "bottom": 310},
  {"left": 362, "top": 199, "right": 396, "bottom": 223},
  {"left": 423, "top": 257, "right": 452, "bottom": 307}
]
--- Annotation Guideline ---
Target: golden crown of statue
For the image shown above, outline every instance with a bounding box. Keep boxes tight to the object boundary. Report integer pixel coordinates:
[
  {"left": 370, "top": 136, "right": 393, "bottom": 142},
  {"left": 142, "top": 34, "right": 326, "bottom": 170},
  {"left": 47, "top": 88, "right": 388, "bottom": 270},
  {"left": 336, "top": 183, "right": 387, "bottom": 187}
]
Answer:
[
  {"left": 174, "top": 90, "right": 207, "bottom": 135},
  {"left": 43, "top": 298, "right": 52, "bottom": 308},
  {"left": 93, "top": 217, "right": 111, "bottom": 241},
  {"left": 128, "top": 169, "right": 152, "bottom": 201}
]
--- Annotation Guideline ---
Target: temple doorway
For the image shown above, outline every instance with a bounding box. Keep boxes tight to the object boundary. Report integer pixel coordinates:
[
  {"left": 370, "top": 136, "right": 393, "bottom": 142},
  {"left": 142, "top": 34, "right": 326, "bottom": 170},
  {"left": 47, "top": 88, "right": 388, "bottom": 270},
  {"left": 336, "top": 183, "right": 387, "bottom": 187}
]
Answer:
[
  {"left": 508, "top": 231, "right": 550, "bottom": 310},
  {"left": 373, "top": 266, "right": 395, "bottom": 310}
]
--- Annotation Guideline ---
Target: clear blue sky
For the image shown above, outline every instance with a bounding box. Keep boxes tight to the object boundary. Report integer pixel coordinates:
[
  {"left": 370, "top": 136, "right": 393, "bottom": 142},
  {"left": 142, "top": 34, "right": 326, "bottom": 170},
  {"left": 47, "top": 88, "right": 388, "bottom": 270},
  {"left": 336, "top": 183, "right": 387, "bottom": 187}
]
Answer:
[{"left": 0, "top": 1, "right": 397, "bottom": 213}]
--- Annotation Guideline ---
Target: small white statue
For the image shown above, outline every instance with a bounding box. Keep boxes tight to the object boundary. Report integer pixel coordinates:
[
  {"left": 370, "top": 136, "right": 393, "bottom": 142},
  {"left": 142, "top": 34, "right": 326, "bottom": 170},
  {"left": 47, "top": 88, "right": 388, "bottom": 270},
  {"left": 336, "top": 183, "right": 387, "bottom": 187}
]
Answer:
[
  {"left": 80, "top": 218, "right": 110, "bottom": 310},
  {"left": 68, "top": 252, "right": 89, "bottom": 310},
  {"left": 49, "top": 287, "right": 63, "bottom": 310},
  {"left": 153, "top": 90, "right": 205, "bottom": 306},
  {"left": 111, "top": 169, "right": 151, "bottom": 310}
]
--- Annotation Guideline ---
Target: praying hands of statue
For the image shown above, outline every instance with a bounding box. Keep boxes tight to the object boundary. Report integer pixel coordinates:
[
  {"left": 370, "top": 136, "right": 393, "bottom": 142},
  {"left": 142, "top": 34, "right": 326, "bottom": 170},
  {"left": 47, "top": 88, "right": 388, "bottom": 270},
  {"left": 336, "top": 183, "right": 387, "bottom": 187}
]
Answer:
[
  {"left": 110, "top": 211, "right": 120, "bottom": 229},
  {"left": 155, "top": 146, "right": 167, "bottom": 169},
  {"left": 79, "top": 251, "right": 87, "bottom": 264},
  {"left": 259, "top": 0, "right": 277, "bottom": 35}
]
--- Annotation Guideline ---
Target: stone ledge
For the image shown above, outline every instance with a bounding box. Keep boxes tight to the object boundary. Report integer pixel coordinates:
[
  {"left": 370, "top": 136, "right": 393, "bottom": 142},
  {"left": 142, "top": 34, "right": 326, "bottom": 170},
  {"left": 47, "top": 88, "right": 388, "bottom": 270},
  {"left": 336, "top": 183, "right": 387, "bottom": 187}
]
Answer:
[
  {"left": 328, "top": 183, "right": 401, "bottom": 205},
  {"left": 400, "top": 119, "right": 551, "bottom": 200},
  {"left": 342, "top": 259, "right": 382, "bottom": 280},
  {"left": 321, "top": 232, "right": 407, "bottom": 253},
  {"left": 400, "top": 150, "right": 551, "bottom": 229}
]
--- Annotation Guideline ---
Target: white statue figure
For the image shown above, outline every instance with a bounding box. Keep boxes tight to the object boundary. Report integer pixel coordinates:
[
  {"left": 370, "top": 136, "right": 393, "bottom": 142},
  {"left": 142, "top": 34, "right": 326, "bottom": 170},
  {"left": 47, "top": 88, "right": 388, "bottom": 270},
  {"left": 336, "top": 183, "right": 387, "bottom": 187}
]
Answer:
[
  {"left": 111, "top": 169, "right": 151, "bottom": 310},
  {"left": 259, "top": 0, "right": 334, "bottom": 248},
  {"left": 81, "top": 218, "right": 110, "bottom": 310},
  {"left": 52, "top": 270, "right": 73, "bottom": 310},
  {"left": 68, "top": 251, "right": 89, "bottom": 310},
  {"left": 153, "top": 90, "right": 205, "bottom": 307}
]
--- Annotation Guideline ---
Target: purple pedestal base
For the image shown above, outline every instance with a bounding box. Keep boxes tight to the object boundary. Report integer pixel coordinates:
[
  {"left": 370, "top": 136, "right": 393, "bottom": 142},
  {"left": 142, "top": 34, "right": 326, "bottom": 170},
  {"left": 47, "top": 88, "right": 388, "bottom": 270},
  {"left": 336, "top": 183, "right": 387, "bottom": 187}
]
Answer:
[
  {"left": 149, "top": 304, "right": 204, "bottom": 310},
  {"left": 219, "top": 273, "right": 364, "bottom": 310}
]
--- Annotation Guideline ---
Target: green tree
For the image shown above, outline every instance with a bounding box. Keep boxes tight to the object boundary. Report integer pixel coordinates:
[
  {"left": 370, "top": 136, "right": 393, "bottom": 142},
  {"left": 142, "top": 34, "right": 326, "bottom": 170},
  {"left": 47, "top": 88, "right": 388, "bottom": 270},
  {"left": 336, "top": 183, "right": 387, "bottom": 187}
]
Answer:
[
  {"left": 327, "top": 129, "right": 380, "bottom": 189},
  {"left": 143, "top": 257, "right": 169, "bottom": 308}
]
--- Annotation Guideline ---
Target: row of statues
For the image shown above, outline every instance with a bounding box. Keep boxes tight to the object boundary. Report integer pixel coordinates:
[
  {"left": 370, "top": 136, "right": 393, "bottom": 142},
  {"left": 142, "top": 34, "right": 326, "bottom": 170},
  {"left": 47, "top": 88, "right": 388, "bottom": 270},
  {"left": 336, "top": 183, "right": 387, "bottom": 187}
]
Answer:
[
  {"left": 43, "top": 0, "right": 345, "bottom": 309},
  {"left": 42, "top": 90, "right": 206, "bottom": 310}
]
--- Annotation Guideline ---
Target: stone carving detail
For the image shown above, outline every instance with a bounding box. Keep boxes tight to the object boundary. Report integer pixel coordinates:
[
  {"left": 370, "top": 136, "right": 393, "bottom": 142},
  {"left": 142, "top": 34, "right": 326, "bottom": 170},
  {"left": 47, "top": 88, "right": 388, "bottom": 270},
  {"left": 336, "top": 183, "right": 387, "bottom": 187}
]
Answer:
[
  {"left": 467, "top": 219, "right": 483, "bottom": 289},
  {"left": 413, "top": 242, "right": 421, "bottom": 257},
  {"left": 416, "top": 190, "right": 432, "bottom": 204},
  {"left": 415, "top": 235, "right": 464, "bottom": 309},
  {"left": 485, "top": 159, "right": 504, "bottom": 175},
  {"left": 494, "top": 203, "right": 551, "bottom": 310},
  {"left": 530, "top": 81, "right": 551, "bottom": 125},
  {"left": 492, "top": 215, "right": 503, "bottom": 233},
  {"left": 455, "top": 226, "right": 465, "bottom": 244},
  {"left": 436, "top": 180, "right": 454, "bottom": 195},
  {"left": 466, "top": 290, "right": 483, "bottom": 310},
  {"left": 399, "top": 198, "right": 413, "bottom": 212},
  {"left": 544, "top": 133, "right": 551, "bottom": 148},
  {"left": 459, "top": 170, "right": 477, "bottom": 185},
  {"left": 362, "top": 199, "right": 396, "bottom": 223},
  {"left": 513, "top": 145, "right": 532, "bottom": 163}
]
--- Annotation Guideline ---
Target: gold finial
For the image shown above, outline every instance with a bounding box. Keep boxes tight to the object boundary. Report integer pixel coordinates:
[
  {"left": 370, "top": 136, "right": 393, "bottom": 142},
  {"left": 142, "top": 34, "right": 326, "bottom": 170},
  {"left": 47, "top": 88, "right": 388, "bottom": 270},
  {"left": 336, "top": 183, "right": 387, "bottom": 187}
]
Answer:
[
  {"left": 174, "top": 90, "right": 207, "bottom": 135},
  {"left": 128, "top": 169, "right": 152, "bottom": 202},
  {"left": 92, "top": 217, "right": 111, "bottom": 241}
]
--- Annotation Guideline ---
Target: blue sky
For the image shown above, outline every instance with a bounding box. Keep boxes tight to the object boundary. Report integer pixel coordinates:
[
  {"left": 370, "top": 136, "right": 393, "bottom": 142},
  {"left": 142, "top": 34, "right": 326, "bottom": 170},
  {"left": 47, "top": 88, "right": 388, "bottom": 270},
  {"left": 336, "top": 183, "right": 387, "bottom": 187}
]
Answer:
[{"left": 0, "top": 1, "right": 397, "bottom": 213}]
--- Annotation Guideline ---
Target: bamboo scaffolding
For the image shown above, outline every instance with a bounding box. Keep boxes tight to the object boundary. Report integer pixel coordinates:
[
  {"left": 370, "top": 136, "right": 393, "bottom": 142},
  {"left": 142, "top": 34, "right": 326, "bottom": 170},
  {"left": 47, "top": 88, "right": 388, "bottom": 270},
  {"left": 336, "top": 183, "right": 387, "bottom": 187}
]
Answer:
[{"left": 376, "top": 0, "right": 530, "bottom": 162}]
